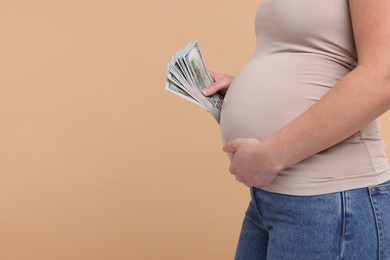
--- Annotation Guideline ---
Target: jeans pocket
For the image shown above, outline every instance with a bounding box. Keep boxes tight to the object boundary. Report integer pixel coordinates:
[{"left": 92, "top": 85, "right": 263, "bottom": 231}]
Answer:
[
  {"left": 370, "top": 180, "right": 390, "bottom": 195},
  {"left": 369, "top": 180, "right": 390, "bottom": 259}
]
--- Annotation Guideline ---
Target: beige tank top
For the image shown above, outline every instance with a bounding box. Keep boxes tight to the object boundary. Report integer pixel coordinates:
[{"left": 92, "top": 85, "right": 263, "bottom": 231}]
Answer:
[{"left": 220, "top": 0, "right": 390, "bottom": 195}]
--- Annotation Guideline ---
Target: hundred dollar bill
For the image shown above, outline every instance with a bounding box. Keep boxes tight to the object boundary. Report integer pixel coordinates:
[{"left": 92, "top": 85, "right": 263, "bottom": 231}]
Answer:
[
  {"left": 165, "top": 64, "right": 203, "bottom": 107},
  {"left": 165, "top": 41, "right": 224, "bottom": 123},
  {"left": 165, "top": 78, "right": 204, "bottom": 107},
  {"left": 183, "top": 42, "right": 223, "bottom": 121}
]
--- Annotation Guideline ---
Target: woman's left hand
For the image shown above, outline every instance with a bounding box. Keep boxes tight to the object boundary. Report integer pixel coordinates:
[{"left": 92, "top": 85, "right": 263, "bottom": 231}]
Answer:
[{"left": 223, "top": 138, "right": 280, "bottom": 188}]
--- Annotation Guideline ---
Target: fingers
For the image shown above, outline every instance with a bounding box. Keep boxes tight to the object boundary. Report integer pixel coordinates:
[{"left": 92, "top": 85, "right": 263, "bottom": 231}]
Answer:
[
  {"left": 202, "top": 71, "right": 233, "bottom": 96},
  {"left": 223, "top": 140, "right": 237, "bottom": 153},
  {"left": 234, "top": 175, "right": 252, "bottom": 188},
  {"left": 224, "top": 139, "right": 253, "bottom": 188},
  {"left": 202, "top": 81, "right": 226, "bottom": 96}
]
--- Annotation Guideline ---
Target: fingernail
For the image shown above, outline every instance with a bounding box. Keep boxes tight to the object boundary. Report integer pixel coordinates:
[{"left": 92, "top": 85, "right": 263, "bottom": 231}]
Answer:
[{"left": 202, "top": 89, "right": 208, "bottom": 95}]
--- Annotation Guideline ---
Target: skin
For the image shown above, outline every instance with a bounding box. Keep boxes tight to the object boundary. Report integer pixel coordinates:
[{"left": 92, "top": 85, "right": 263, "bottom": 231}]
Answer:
[{"left": 203, "top": 0, "right": 390, "bottom": 188}]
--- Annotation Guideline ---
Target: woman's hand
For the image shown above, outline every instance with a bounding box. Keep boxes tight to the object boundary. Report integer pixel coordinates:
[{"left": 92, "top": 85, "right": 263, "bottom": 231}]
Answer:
[
  {"left": 223, "top": 138, "right": 282, "bottom": 188},
  {"left": 202, "top": 71, "right": 234, "bottom": 96}
]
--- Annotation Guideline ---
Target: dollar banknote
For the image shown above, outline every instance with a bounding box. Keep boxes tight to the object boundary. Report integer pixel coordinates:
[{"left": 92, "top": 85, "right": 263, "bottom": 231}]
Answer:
[{"left": 165, "top": 41, "right": 224, "bottom": 123}]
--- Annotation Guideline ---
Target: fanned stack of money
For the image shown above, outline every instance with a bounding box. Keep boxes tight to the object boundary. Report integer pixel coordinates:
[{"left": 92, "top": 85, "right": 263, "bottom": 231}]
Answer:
[{"left": 165, "top": 41, "right": 224, "bottom": 123}]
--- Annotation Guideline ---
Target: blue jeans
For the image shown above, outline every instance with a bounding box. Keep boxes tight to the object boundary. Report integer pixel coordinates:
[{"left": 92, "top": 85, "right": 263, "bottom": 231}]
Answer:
[{"left": 235, "top": 180, "right": 390, "bottom": 260}]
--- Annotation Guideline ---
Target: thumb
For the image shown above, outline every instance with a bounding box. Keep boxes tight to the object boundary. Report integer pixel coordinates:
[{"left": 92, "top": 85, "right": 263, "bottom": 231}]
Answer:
[
  {"left": 202, "top": 82, "right": 220, "bottom": 96},
  {"left": 223, "top": 141, "right": 237, "bottom": 153},
  {"left": 203, "top": 78, "right": 229, "bottom": 96}
]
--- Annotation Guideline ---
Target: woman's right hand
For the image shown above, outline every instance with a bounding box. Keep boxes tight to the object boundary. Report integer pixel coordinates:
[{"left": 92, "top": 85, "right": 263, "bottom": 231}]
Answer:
[{"left": 202, "top": 71, "right": 234, "bottom": 97}]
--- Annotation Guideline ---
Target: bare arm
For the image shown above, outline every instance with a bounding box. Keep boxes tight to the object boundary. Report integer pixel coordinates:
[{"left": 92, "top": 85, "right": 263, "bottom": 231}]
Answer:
[{"left": 224, "top": 0, "right": 390, "bottom": 187}]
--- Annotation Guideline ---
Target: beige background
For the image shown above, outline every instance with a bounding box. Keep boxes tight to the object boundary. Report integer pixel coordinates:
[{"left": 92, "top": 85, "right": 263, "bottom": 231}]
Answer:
[{"left": 1, "top": 1, "right": 390, "bottom": 259}]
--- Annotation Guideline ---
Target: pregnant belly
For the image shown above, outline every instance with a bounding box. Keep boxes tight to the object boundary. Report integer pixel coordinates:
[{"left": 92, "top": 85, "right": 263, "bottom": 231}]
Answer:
[{"left": 220, "top": 53, "right": 349, "bottom": 143}]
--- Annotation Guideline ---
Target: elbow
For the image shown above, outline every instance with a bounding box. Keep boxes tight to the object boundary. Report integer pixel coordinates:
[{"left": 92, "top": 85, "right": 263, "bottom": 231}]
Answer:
[
  {"left": 381, "top": 70, "right": 390, "bottom": 106},
  {"left": 378, "top": 74, "right": 390, "bottom": 109}
]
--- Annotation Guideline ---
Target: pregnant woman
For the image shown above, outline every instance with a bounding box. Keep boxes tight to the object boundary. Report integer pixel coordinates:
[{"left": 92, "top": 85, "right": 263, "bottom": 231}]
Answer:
[{"left": 203, "top": 1, "right": 390, "bottom": 259}]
